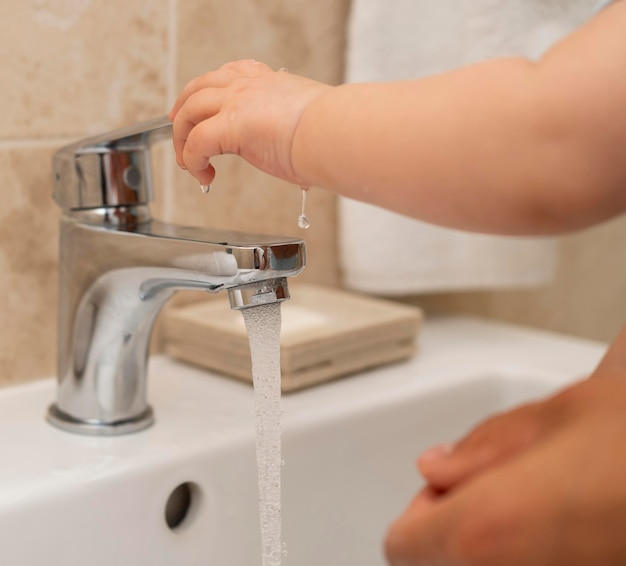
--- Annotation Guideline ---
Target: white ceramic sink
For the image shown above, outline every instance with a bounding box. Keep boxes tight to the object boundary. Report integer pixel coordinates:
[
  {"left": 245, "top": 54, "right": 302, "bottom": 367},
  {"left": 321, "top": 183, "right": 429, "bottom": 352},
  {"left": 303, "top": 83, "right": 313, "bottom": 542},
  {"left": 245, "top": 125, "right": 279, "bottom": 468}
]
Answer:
[{"left": 0, "top": 316, "right": 605, "bottom": 565}]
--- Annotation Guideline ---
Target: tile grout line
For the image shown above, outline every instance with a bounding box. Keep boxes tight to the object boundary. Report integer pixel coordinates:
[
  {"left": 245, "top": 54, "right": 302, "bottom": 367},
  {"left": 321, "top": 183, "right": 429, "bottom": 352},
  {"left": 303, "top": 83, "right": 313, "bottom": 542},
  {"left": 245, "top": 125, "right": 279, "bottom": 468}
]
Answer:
[
  {"left": 161, "top": 0, "right": 179, "bottom": 220},
  {"left": 0, "top": 137, "right": 80, "bottom": 150},
  {"left": 167, "top": 0, "right": 179, "bottom": 109}
]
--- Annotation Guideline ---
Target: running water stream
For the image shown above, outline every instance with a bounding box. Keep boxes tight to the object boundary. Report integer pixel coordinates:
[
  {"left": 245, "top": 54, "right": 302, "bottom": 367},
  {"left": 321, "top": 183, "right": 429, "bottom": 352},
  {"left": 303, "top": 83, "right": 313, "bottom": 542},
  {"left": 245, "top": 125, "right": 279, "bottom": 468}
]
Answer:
[{"left": 242, "top": 302, "right": 284, "bottom": 566}]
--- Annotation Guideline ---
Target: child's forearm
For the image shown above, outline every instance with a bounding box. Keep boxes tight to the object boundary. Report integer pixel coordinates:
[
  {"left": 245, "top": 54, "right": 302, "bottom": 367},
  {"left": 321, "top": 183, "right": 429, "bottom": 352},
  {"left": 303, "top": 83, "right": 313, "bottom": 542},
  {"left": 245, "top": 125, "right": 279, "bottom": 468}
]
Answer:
[
  {"left": 292, "top": 4, "right": 626, "bottom": 235},
  {"left": 292, "top": 61, "right": 553, "bottom": 234}
]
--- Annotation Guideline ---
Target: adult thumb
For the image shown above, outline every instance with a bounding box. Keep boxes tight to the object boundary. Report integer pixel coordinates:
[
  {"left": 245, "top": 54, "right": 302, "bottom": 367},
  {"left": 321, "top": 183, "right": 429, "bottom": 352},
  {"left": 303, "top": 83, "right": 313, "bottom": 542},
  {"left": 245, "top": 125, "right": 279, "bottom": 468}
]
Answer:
[{"left": 591, "top": 324, "right": 626, "bottom": 378}]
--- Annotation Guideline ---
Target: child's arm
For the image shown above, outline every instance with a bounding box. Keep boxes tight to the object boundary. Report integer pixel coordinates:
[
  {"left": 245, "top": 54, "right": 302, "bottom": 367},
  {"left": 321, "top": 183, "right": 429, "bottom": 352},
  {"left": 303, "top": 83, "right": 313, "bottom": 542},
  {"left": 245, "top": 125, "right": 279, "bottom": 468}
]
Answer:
[
  {"left": 170, "top": 2, "right": 626, "bottom": 235},
  {"left": 292, "top": 2, "right": 626, "bottom": 234}
]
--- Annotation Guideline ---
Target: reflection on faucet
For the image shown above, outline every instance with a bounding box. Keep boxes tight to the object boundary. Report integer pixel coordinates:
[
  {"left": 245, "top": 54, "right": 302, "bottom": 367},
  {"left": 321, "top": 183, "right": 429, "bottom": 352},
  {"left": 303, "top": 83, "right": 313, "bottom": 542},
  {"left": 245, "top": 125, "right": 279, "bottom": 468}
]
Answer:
[{"left": 47, "top": 118, "right": 305, "bottom": 435}]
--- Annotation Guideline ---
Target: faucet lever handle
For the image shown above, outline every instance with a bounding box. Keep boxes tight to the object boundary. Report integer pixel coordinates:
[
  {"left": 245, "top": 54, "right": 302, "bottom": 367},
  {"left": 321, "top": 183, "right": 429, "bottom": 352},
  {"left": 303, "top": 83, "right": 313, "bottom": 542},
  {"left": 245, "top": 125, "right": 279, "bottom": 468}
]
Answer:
[{"left": 53, "top": 116, "right": 172, "bottom": 211}]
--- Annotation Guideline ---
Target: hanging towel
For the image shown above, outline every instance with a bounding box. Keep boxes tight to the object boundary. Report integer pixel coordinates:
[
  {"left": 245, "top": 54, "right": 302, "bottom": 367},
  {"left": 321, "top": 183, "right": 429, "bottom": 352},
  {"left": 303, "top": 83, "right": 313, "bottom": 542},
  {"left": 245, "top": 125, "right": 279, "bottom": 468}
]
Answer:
[{"left": 339, "top": 0, "right": 594, "bottom": 295}]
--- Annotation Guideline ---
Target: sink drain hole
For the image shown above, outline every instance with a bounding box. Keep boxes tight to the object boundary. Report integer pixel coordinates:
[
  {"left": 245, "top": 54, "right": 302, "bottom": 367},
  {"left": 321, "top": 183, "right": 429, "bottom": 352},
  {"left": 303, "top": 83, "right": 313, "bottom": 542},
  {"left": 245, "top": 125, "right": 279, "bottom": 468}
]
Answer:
[{"left": 165, "top": 481, "right": 200, "bottom": 530}]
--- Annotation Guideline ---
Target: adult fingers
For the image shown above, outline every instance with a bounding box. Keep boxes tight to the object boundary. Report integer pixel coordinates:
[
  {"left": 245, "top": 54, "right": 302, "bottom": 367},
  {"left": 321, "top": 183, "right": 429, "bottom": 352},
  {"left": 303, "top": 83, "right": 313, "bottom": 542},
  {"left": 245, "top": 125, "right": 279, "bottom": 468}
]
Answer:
[
  {"left": 418, "top": 365, "right": 611, "bottom": 492},
  {"left": 418, "top": 402, "right": 545, "bottom": 491},
  {"left": 591, "top": 324, "right": 626, "bottom": 379},
  {"left": 387, "top": 450, "right": 557, "bottom": 566},
  {"left": 385, "top": 486, "right": 457, "bottom": 565}
]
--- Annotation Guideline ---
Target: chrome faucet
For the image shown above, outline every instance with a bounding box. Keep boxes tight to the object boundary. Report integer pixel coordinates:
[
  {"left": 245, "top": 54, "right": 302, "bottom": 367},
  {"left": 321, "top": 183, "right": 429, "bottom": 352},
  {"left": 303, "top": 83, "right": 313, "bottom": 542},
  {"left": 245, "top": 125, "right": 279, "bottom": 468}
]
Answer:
[{"left": 47, "top": 117, "right": 305, "bottom": 435}]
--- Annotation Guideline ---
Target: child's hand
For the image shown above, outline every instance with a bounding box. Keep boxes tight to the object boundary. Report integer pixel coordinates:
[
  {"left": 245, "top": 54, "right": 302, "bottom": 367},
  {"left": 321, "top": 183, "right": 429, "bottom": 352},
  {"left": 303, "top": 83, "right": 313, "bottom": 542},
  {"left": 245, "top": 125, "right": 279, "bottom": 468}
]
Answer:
[
  {"left": 386, "top": 325, "right": 626, "bottom": 566},
  {"left": 169, "top": 59, "right": 331, "bottom": 187}
]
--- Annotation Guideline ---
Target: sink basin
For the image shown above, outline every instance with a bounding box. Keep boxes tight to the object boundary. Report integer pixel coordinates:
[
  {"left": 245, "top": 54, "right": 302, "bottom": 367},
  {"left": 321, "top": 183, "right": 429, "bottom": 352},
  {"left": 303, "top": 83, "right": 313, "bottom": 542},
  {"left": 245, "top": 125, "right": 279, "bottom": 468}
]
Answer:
[{"left": 0, "top": 316, "right": 605, "bottom": 565}]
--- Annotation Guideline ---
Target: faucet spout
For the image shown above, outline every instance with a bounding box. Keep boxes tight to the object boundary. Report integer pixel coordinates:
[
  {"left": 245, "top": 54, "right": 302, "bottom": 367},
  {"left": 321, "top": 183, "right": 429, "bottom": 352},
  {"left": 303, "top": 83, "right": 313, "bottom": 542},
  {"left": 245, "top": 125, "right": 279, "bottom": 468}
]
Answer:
[
  {"left": 47, "top": 117, "right": 305, "bottom": 435},
  {"left": 48, "top": 211, "right": 304, "bottom": 435}
]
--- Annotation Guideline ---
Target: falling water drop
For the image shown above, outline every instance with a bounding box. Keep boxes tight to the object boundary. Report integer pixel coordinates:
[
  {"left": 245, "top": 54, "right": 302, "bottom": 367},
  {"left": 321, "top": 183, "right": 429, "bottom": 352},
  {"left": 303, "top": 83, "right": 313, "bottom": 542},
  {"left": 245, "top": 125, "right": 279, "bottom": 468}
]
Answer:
[
  {"left": 297, "top": 215, "right": 311, "bottom": 230},
  {"left": 297, "top": 186, "right": 311, "bottom": 230}
]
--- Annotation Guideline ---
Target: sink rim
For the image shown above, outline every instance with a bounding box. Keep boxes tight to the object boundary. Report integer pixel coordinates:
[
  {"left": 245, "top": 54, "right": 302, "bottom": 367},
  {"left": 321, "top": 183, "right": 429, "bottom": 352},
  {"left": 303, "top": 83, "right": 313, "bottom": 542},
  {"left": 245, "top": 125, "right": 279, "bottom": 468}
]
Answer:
[{"left": 0, "top": 316, "right": 606, "bottom": 506}]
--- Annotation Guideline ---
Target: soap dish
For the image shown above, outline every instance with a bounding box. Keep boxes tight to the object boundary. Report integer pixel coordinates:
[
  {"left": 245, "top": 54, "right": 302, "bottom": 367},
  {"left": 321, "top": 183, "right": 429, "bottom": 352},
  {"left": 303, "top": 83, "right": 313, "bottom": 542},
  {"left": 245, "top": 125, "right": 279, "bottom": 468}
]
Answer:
[{"left": 162, "top": 284, "right": 422, "bottom": 392}]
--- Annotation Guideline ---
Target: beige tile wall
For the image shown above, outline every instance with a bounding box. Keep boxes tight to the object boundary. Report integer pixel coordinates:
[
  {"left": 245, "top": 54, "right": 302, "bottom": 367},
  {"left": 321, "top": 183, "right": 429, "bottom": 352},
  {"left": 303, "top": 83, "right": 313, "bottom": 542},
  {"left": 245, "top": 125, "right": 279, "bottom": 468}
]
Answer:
[
  {"left": 0, "top": 0, "right": 349, "bottom": 386},
  {"left": 1, "top": 0, "right": 623, "bottom": 387},
  {"left": 0, "top": 146, "right": 60, "bottom": 384},
  {"left": 0, "top": 0, "right": 171, "bottom": 385}
]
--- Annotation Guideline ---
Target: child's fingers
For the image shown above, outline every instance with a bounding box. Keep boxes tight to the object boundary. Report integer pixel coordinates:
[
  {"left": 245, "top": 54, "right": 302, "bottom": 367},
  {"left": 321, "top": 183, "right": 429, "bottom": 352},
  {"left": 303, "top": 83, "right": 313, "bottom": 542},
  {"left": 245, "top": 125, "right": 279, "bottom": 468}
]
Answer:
[
  {"left": 181, "top": 119, "right": 223, "bottom": 185},
  {"left": 169, "top": 68, "right": 236, "bottom": 119},
  {"left": 169, "top": 60, "right": 272, "bottom": 119},
  {"left": 171, "top": 88, "right": 224, "bottom": 169}
]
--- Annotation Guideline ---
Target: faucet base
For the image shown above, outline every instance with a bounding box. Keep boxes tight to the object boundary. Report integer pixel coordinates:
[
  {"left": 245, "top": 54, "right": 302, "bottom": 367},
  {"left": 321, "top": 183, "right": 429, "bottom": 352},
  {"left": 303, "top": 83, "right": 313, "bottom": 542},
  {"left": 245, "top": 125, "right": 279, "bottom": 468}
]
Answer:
[{"left": 46, "top": 404, "right": 154, "bottom": 436}]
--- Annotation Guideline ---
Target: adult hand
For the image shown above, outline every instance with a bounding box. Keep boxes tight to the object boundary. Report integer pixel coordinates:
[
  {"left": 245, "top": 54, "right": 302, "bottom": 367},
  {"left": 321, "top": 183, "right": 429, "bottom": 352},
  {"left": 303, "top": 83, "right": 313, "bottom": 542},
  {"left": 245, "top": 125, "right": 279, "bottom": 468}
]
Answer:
[
  {"left": 419, "top": 325, "right": 626, "bottom": 493},
  {"left": 169, "top": 59, "right": 331, "bottom": 187},
  {"left": 385, "top": 325, "right": 626, "bottom": 566}
]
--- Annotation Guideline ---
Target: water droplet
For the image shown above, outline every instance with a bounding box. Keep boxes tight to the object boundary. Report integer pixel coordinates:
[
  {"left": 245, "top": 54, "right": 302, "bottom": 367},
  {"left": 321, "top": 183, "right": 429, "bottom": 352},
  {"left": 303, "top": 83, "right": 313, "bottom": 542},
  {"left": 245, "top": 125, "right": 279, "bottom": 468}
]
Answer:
[
  {"left": 297, "top": 186, "right": 311, "bottom": 230},
  {"left": 200, "top": 184, "right": 211, "bottom": 194},
  {"left": 297, "top": 214, "right": 311, "bottom": 230}
]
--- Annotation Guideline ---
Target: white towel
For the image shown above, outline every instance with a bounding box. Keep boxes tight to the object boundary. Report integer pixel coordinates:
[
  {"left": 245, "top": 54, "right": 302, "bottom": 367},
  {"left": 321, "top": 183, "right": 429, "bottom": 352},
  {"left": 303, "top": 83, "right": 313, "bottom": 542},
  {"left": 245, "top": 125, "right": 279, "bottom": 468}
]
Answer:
[{"left": 340, "top": 0, "right": 594, "bottom": 295}]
